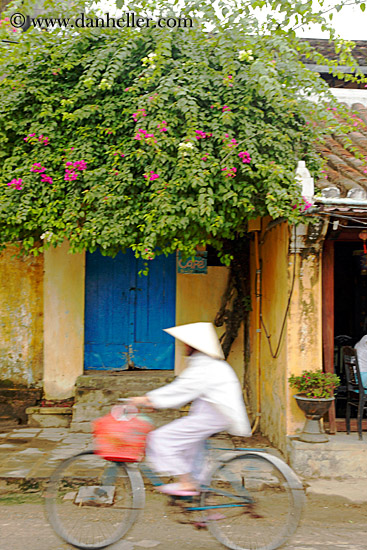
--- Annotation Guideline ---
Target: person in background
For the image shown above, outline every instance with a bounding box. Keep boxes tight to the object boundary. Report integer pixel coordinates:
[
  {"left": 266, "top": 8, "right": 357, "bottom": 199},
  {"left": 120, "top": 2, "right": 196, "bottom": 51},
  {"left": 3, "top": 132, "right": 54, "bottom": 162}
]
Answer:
[
  {"left": 355, "top": 335, "right": 367, "bottom": 387},
  {"left": 130, "top": 322, "right": 252, "bottom": 496}
]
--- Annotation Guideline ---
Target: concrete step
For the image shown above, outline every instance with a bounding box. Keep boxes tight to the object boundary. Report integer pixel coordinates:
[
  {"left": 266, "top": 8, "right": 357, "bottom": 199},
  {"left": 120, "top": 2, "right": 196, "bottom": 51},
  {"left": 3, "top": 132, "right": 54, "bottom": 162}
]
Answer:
[
  {"left": 288, "top": 433, "right": 367, "bottom": 479},
  {"left": 26, "top": 406, "right": 72, "bottom": 428}
]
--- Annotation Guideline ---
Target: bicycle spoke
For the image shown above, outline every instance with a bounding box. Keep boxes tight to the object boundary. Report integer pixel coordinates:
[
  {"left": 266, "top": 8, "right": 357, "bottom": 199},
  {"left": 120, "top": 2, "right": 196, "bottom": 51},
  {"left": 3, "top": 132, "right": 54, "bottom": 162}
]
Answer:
[
  {"left": 201, "top": 453, "right": 303, "bottom": 550},
  {"left": 45, "top": 451, "right": 142, "bottom": 549}
]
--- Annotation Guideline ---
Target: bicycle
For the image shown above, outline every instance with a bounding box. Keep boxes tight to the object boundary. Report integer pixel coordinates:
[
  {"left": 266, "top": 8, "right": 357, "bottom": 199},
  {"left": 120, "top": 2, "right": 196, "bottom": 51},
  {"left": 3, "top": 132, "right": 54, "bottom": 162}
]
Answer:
[{"left": 45, "top": 407, "right": 305, "bottom": 550}]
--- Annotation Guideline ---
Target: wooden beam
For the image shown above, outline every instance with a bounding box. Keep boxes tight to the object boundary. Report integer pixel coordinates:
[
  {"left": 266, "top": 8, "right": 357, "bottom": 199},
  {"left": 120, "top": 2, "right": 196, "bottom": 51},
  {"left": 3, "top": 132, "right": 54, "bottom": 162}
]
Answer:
[
  {"left": 322, "top": 240, "right": 336, "bottom": 433},
  {"left": 328, "top": 419, "right": 367, "bottom": 432}
]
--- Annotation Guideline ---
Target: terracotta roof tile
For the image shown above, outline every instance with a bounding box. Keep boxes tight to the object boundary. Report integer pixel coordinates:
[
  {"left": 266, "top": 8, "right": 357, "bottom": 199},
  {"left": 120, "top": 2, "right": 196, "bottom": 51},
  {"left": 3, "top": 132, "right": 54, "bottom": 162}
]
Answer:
[
  {"left": 300, "top": 39, "right": 367, "bottom": 66},
  {"left": 316, "top": 103, "right": 367, "bottom": 196}
]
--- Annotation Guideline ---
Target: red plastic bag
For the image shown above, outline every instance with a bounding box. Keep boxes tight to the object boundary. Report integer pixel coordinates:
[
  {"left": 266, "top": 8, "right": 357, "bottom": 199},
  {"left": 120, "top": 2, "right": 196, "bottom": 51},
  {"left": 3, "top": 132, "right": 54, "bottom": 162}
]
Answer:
[{"left": 93, "top": 405, "right": 154, "bottom": 462}]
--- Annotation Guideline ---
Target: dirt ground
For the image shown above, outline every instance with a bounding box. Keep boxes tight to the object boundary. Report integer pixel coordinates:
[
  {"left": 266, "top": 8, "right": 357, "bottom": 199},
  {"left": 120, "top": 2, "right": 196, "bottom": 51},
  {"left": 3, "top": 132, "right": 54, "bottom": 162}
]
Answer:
[{"left": 0, "top": 490, "right": 366, "bottom": 550}]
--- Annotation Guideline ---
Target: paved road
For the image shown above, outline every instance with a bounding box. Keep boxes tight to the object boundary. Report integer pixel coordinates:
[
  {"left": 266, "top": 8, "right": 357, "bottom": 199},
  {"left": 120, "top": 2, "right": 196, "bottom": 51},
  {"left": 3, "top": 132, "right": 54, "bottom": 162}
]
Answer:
[
  {"left": 1, "top": 427, "right": 366, "bottom": 550},
  {"left": 0, "top": 491, "right": 366, "bottom": 550}
]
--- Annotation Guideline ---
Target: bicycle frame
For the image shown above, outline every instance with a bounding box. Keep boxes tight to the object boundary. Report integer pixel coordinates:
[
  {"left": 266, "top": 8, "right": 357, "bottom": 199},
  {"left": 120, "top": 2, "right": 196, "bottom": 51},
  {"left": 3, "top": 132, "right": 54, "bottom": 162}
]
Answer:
[{"left": 137, "top": 444, "right": 269, "bottom": 512}]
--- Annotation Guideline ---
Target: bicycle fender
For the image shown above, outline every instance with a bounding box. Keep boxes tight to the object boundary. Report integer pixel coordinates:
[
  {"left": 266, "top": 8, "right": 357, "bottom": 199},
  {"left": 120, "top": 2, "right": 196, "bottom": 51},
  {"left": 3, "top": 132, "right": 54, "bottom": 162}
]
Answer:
[
  {"left": 212, "top": 451, "right": 305, "bottom": 491},
  {"left": 125, "top": 463, "right": 146, "bottom": 511}
]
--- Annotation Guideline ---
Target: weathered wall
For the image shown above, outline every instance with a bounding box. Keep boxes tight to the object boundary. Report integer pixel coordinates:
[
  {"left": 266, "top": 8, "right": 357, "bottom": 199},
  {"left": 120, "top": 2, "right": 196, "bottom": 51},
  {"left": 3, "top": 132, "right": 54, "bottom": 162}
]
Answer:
[
  {"left": 176, "top": 267, "right": 244, "bottom": 381},
  {"left": 0, "top": 245, "right": 43, "bottom": 387},
  {"left": 248, "top": 220, "right": 326, "bottom": 453},
  {"left": 43, "top": 241, "right": 85, "bottom": 399}
]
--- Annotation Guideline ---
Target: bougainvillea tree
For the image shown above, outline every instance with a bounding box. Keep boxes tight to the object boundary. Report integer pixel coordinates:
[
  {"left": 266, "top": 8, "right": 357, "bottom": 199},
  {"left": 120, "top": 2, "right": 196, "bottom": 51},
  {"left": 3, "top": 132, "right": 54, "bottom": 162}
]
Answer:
[{"left": 0, "top": 0, "right": 366, "bottom": 352}]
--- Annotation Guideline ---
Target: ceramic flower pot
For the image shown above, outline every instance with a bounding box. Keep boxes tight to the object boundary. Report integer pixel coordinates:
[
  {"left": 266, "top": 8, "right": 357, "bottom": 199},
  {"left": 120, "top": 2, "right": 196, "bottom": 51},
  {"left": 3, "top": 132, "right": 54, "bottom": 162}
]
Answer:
[{"left": 294, "top": 395, "right": 334, "bottom": 443}]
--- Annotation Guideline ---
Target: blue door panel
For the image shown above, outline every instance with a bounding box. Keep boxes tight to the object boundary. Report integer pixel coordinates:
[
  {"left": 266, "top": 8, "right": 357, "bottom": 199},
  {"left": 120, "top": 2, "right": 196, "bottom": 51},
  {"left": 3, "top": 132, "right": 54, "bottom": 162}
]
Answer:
[
  {"left": 128, "top": 343, "right": 174, "bottom": 371},
  {"left": 84, "top": 344, "right": 128, "bottom": 370},
  {"left": 84, "top": 250, "right": 176, "bottom": 370}
]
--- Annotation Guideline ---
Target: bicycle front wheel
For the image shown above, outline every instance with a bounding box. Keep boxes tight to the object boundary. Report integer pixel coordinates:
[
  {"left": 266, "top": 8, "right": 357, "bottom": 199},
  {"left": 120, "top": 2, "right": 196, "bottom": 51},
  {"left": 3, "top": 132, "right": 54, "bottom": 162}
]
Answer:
[
  {"left": 45, "top": 450, "right": 145, "bottom": 550},
  {"left": 201, "top": 452, "right": 304, "bottom": 550}
]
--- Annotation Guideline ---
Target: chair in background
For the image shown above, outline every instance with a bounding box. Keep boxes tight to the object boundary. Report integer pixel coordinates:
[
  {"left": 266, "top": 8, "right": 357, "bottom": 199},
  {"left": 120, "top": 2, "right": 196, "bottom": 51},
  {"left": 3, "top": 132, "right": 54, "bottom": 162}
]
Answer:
[{"left": 343, "top": 346, "right": 367, "bottom": 440}]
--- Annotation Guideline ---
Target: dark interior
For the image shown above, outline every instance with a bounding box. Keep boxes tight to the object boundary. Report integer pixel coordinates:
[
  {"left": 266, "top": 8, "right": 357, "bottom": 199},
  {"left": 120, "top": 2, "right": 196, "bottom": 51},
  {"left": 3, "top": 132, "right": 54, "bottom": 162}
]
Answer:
[{"left": 334, "top": 241, "right": 367, "bottom": 416}]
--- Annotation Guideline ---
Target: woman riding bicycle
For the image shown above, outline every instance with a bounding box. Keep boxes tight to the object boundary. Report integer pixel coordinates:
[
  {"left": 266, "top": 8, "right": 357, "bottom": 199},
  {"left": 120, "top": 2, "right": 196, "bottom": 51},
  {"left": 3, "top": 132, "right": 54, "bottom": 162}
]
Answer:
[{"left": 130, "top": 322, "right": 251, "bottom": 495}]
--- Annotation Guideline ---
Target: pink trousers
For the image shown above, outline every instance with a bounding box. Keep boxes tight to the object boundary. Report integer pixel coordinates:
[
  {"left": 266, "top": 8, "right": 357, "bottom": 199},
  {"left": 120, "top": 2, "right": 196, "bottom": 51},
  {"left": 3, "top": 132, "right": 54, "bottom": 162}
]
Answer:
[{"left": 145, "top": 398, "right": 229, "bottom": 480}]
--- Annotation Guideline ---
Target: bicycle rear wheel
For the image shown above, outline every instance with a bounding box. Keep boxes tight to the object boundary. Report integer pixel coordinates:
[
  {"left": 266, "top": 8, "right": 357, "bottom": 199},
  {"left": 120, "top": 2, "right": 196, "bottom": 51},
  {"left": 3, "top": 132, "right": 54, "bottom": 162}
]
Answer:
[
  {"left": 45, "top": 450, "right": 144, "bottom": 550},
  {"left": 201, "top": 452, "right": 304, "bottom": 550}
]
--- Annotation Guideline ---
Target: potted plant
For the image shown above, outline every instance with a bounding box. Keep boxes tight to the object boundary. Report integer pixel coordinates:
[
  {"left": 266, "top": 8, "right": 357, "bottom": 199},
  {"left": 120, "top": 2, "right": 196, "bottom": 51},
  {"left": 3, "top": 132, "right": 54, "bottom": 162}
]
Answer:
[{"left": 288, "top": 370, "right": 340, "bottom": 443}]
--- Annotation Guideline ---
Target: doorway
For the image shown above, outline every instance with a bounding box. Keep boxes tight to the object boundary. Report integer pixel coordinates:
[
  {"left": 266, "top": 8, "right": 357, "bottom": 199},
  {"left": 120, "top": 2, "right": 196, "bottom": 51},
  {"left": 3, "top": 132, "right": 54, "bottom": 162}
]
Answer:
[{"left": 84, "top": 249, "right": 176, "bottom": 370}]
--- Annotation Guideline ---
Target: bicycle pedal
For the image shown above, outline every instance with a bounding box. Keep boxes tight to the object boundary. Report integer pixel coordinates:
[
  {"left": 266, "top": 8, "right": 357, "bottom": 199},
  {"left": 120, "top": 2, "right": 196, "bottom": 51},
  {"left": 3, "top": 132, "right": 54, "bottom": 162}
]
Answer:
[
  {"left": 193, "top": 521, "right": 207, "bottom": 529},
  {"left": 170, "top": 494, "right": 196, "bottom": 502}
]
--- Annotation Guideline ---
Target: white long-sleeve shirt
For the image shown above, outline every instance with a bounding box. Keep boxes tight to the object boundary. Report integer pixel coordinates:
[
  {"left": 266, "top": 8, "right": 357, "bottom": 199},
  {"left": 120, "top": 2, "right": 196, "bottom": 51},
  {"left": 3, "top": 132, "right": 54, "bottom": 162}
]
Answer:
[{"left": 147, "top": 352, "right": 252, "bottom": 436}]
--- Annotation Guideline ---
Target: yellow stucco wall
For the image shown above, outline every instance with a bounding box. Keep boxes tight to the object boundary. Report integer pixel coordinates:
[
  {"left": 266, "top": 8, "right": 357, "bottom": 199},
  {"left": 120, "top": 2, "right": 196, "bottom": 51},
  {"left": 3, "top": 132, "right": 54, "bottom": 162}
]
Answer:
[
  {"left": 176, "top": 267, "right": 244, "bottom": 381},
  {"left": 248, "top": 221, "right": 289, "bottom": 450},
  {"left": 248, "top": 220, "right": 325, "bottom": 452},
  {"left": 43, "top": 241, "right": 85, "bottom": 399},
  {"left": 286, "top": 243, "right": 324, "bottom": 435},
  {"left": 0, "top": 245, "right": 43, "bottom": 386}
]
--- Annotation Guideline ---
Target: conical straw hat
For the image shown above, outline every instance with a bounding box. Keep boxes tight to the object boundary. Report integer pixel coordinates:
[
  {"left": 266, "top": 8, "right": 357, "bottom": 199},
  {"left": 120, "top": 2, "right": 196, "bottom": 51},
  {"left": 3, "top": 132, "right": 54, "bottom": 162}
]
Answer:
[{"left": 164, "top": 322, "right": 224, "bottom": 360}]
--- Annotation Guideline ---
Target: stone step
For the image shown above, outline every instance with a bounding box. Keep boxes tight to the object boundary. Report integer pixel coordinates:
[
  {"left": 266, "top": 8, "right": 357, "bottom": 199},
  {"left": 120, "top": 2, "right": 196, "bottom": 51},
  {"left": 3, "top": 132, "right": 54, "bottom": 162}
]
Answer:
[{"left": 70, "top": 371, "right": 184, "bottom": 433}]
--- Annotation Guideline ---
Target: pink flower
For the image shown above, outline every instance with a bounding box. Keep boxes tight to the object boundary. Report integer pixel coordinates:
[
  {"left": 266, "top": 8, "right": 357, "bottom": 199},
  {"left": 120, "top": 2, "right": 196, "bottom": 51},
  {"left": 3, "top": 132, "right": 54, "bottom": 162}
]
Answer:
[
  {"left": 121, "top": 154, "right": 125, "bottom": 158},
  {"left": 30, "top": 163, "right": 46, "bottom": 173},
  {"left": 73, "top": 160, "right": 87, "bottom": 171},
  {"left": 222, "top": 105, "right": 231, "bottom": 112},
  {"left": 7, "top": 178, "right": 23, "bottom": 190},
  {"left": 144, "top": 171, "right": 159, "bottom": 181},
  {"left": 133, "top": 108, "right": 147, "bottom": 121},
  {"left": 201, "top": 156, "right": 208, "bottom": 161},
  {"left": 222, "top": 167, "right": 237, "bottom": 178},
  {"left": 64, "top": 169, "right": 78, "bottom": 181},
  {"left": 124, "top": 87, "right": 131, "bottom": 91},
  {"left": 210, "top": 105, "right": 214, "bottom": 109},
  {"left": 41, "top": 174, "right": 53, "bottom": 184},
  {"left": 238, "top": 151, "right": 252, "bottom": 164},
  {"left": 195, "top": 130, "right": 206, "bottom": 139}
]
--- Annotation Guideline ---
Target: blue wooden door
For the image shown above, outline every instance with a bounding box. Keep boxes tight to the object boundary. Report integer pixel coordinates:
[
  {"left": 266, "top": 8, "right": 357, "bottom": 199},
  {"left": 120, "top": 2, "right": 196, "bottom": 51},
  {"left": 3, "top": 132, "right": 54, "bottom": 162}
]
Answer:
[{"left": 84, "top": 250, "right": 176, "bottom": 370}]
